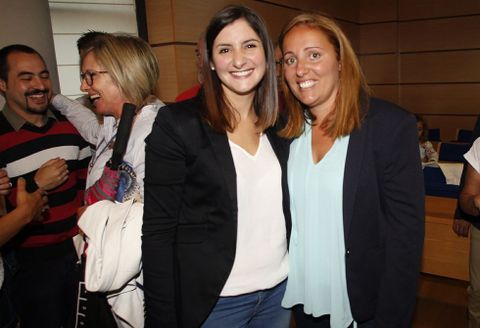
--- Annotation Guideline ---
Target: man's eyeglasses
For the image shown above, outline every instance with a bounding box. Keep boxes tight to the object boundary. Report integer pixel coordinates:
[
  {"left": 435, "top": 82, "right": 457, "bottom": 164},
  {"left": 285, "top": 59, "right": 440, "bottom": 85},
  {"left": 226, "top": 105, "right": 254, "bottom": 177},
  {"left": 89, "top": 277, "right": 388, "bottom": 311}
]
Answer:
[{"left": 80, "top": 70, "right": 108, "bottom": 86}]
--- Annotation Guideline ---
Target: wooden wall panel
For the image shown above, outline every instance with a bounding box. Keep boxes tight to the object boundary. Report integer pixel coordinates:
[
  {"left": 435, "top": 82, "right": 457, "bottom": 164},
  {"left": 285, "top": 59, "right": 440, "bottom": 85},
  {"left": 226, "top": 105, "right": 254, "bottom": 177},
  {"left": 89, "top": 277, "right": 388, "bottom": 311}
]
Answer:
[
  {"left": 171, "top": 0, "right": 299, "bottom": 43},
  {"left": 270, "top": 0, "right": 358, "bottom": 22},
  {"left": 175, "top": 45, "right": 200, "bottom": 94},
  {"left": 401, "top": 50, "right": 480, "bottom": 83},
  {"left": 248, "top": 1, "right": 299, "bottom": 43},
  {"left": 153, "top": 46, "right": 178, "bottom": 102},
  {"left": 370, "top": 85, "right": 400, "bottom": 104},
  {"left": 400, "top": 84, "right": 480, "bottom": 115},
  {"left": 399, "top": 16, "right": 480, "bottom": 52},
  {"left": 359, "top": 0, "right": 397, "bottom": 23},
  {"left": 339, "top": 21, "right": 360, "bottom": 52},
  {"left": 146, "top": 0, "right": 174, "bottom": 43},
  {"left": 359, "top": 22, "right": 397, "bottom": 54},
  {"left": 360, "top": 54, "right": 398, "bottom": 84},
  {"left": 172, "top": 0, "right": 227, "bottom": 42},
  {"left": 399, "top": 0, "right": 480, "bottom": 20},
  {"left": 422, "top": 196, "right": 470, "bottom": 281},
  {"left": 422, "top": 115, "right": 477, "bottom": 142}
]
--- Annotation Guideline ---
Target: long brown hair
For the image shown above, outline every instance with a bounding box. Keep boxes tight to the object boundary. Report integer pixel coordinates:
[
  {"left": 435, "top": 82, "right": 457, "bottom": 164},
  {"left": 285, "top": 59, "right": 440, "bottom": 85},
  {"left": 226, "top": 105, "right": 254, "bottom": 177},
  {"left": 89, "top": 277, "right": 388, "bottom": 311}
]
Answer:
[
  {"left": 278, "top": 13, "right": 370, "bottom": 139},
  {"left": 201, "top": 5, "right": 278, "bottom": 133}
]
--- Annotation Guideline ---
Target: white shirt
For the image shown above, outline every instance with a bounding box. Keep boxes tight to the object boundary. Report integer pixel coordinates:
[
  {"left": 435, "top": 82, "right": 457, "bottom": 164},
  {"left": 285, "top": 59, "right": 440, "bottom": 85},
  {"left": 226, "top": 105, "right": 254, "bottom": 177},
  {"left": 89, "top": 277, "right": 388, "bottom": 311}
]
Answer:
[{"left": 221, "top": 134, "right": 288, "bottom": 296}]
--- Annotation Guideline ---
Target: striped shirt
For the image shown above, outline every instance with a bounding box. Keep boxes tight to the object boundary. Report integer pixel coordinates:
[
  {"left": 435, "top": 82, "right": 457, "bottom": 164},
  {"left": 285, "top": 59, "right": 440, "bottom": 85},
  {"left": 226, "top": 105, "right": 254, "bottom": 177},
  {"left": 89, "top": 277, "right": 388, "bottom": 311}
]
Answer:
[{"left": 0, "top": 105, "right": 91, "bottom": 248}]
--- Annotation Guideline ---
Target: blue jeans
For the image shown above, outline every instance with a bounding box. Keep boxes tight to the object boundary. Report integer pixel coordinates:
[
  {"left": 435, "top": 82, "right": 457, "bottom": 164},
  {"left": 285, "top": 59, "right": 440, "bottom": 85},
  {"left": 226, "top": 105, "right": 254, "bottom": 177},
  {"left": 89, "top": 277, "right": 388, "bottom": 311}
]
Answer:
[{"left": 201, "top": 279, "right": 291, "bottom": 328}]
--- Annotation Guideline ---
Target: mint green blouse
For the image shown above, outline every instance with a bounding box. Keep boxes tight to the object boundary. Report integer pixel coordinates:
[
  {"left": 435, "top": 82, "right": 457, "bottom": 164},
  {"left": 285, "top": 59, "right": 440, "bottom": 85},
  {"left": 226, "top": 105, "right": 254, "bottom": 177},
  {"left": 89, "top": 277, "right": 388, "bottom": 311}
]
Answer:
[{"left": 282, "top": 124, "right": 354, "bottom": 328}]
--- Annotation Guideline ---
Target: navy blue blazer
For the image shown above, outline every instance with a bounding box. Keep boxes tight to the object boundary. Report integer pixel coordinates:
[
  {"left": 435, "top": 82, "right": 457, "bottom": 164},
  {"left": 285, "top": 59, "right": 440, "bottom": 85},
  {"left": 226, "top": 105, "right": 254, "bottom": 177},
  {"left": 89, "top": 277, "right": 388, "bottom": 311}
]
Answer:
[
  {"left": 342, "top": 98, "right": 425, "bottom": 326},
  {"left": 142, "top": 96, "right": 291, "bottom": 328}
]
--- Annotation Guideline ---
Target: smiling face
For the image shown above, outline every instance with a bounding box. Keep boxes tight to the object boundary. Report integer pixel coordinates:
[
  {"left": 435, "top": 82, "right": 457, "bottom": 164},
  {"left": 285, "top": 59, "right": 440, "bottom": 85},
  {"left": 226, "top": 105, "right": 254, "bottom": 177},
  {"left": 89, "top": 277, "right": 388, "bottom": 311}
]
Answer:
[
  {"left": 80, "top": 51, "right": 128, "bottom": 119},
  {"left": 282, "top": 24, "right": 341, "bottom": 114},
  {"left": 0, "top": 51, "right": 52, "bottom": 118},
  {"left": 210, "top": 18, "right": 266, "bottom": 101}
]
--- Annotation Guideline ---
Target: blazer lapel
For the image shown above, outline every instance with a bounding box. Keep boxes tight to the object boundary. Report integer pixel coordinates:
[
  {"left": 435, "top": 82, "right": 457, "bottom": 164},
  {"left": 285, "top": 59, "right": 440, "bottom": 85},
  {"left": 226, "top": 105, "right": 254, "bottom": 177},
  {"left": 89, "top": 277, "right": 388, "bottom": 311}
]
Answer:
[
  {"left": 343, "top": 124, "right": 367, "bottom": 244},
  {"left": 202, "top": 122, "right": 237, "bottom": 209}
]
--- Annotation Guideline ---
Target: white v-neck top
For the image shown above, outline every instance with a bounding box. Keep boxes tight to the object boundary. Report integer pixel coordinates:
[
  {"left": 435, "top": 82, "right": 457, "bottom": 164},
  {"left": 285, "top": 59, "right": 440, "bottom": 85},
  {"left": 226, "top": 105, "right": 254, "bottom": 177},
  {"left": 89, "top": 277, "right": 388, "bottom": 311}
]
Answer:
[{"left": 221, "top": 134, "right": 288, "bottom": 296}]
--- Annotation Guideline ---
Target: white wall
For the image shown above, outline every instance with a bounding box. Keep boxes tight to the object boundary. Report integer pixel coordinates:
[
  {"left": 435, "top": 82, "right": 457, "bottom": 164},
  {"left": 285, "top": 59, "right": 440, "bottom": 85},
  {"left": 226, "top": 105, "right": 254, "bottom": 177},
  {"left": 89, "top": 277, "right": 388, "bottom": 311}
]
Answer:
[{"left": 48, "top": 0, "right": 138, "bottom": 98}]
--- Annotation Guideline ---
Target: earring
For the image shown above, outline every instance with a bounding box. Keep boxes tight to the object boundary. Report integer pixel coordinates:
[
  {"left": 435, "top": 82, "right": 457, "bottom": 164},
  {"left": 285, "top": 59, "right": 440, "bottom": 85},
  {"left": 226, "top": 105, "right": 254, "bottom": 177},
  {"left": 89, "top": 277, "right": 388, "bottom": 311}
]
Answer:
[{"left": 210, "top": 66, "right": 215, "bottom": 71}]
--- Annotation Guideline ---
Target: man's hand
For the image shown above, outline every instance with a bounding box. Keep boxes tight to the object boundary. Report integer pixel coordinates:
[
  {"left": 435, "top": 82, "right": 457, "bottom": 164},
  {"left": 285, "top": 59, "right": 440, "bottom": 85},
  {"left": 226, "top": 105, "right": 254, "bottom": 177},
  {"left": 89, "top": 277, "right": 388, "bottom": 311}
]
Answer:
[
  {"left": 34, "top": 158, "right": 69, "bottom": 191},
  {"left": 16, "top": 177, "right": 48, "bottom": 223},
  {"left": 452, "top": 218, "right": 471, "bottom": 237},
  {"left": 0, "top": 168, "right": 12, "bottom": 196}
]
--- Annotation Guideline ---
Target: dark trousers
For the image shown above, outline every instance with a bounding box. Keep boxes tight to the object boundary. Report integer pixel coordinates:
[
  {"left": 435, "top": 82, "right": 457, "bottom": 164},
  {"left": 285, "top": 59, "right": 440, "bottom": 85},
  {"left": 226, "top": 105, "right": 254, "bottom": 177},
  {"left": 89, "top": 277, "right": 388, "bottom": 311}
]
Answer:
[
  {"left": 75, "top": 256, "right": 117, "bottom": 328},
  {"left": 293, "top": 305, "right": 375, "bottom": 328},
  {"left": 3, "top": 239, "right": 79, "bottom": 328}
]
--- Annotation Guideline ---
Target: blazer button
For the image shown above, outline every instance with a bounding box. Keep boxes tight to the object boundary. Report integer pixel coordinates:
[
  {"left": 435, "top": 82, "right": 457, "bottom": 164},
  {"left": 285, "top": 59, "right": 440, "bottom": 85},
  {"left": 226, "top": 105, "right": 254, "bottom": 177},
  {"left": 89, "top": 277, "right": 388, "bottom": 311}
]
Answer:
[{"left": 345, "top": 250, "right": 350, "bottom": 258}]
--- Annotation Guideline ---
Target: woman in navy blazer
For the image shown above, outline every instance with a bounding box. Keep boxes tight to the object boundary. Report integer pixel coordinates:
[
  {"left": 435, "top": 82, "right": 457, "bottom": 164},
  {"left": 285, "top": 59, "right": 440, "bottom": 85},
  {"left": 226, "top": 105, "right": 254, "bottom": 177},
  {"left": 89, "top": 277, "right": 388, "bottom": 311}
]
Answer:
[
  {"left": 142, "top": 5, "right": 291, "bottom": 328},
  {"left": 278, "top": 13, "right": 424, "bottom": 328}
]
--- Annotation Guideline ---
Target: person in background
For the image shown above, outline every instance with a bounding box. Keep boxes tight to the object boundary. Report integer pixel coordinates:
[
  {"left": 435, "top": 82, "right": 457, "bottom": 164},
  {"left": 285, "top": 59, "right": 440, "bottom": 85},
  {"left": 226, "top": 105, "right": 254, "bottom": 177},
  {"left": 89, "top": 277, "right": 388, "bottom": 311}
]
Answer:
[
  {"left": 0, "top": 44, "right": 91, "bottom": 328},
  {"left": 416, "top": 114, "right": 439, "bottom": 163},
  {"left": 52, "top": 33, "right": 165, "bottom": 327},
  {"left": 143, "top": 5, "right": 291, "bottom": 328},
  {"left": 278, "top": 13, "right": 424, "bottom": 327},
  {"left": 75, "top": 30, "right": 107, "bottom": 110},
  {"left": 0, "top": 169, "right": 47, "bottom": 247},
  {"left": 454, "top": 115, "right": 480, "bottom": 328},
  {"left": 458, "top": 137, "right": 480, "bottom": 328},
  {"left": 175, "top": 32, "right": 205, "bottom": 102},
  {"left": 0, "top": 170, "right": 47, "bottom": 328}
]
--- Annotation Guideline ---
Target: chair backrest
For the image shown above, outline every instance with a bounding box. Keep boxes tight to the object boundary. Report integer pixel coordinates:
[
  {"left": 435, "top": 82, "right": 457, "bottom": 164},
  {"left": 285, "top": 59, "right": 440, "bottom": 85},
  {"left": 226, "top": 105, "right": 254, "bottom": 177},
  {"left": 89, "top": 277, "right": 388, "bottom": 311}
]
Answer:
[
  {"left": 428, "top": 128, "right": 441, "bottom": 141},
  {"left": 438, "top": 142, "right": 470, "bottom": 162},
  {"left": 456, "top": 129, "right": 473, "bottom": 143}
]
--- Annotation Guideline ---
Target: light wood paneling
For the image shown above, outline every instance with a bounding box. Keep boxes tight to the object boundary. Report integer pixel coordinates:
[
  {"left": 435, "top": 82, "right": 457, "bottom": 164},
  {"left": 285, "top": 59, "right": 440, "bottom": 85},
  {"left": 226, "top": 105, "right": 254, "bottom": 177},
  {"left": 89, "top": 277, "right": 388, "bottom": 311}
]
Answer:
[
  {"left": 360, "top": 54, "right": 398, "bottom": 84},
  {"left": 359, "top": 22, "right": 397, "bottom": 54},
  {"left": 145, "top": 0, "right": 174, "bottom": 43},
  {"left": 400, "top": 84, "right": 480, "bottom": 115},
  {"left": 359, "top": 0, "right": 397, "bottom": 23},
  {"left": 401, "top": 50, "right": 480, "bottom": 83},
  {"left": 399, "top": 16, "right": 480, "bottom": 52},
  {"left": 422, "top": 196, "right": 470, "bottom": 281},
  {"left": 399, "top": 0, "right": 480, "bottom": 20},
  {"left": 422, "top": 115, "right": 477, "bottom": 142},
  {"left": 154, "top": 46, "right": 178, "bottom": 102}
]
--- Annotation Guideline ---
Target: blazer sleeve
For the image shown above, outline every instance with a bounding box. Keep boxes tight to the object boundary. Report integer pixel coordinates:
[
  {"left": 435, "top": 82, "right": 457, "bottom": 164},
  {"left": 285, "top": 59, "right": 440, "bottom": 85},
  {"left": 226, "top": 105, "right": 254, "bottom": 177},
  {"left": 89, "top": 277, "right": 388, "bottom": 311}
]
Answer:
[
  {"left": 375, "top": 112, "right": 425, "bottom": 327},
  {"left": 142, "top": 109, "right": 185, "bottom": 327}
]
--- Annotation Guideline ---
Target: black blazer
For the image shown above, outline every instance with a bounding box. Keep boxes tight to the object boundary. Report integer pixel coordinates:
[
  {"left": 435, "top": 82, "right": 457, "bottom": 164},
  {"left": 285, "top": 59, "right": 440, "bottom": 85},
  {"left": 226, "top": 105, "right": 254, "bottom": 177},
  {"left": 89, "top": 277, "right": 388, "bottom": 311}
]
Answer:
[
  {"left": 142, "top": 96, "right": 291, "bottom": 328},
  {"left": 342, "top": 98, "right": 425, "bottom": 326}
]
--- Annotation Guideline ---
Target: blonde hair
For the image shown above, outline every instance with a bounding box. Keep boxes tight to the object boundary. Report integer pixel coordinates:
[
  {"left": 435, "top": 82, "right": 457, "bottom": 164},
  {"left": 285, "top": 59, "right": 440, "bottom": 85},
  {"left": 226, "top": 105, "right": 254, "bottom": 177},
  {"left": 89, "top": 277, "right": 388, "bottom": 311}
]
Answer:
[
  {"left": 81, "top": 33, "right": 159, "bottom": 108},
  {"left": 278, "top": 13, "right": 370, "bottom": 139}
]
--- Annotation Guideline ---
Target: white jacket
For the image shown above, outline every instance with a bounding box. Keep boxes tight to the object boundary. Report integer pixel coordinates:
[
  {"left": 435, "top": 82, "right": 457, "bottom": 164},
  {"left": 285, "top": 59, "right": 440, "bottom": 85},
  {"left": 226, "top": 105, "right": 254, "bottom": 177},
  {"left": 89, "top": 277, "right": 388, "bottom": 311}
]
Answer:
[{"left": 79, "top": 199, "right": 144, "bottom": 328}]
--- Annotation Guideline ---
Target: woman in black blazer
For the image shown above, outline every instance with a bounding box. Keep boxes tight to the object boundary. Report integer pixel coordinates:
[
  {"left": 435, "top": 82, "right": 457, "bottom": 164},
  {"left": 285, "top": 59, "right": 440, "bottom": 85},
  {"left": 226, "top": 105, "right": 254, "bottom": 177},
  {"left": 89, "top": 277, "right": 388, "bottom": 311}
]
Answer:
[
  {"left": 277, "top": 13, "right": 424, "bottom": 328},
  {"left": 142, "top": 5, "right": 291, "bottom": 328}
]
